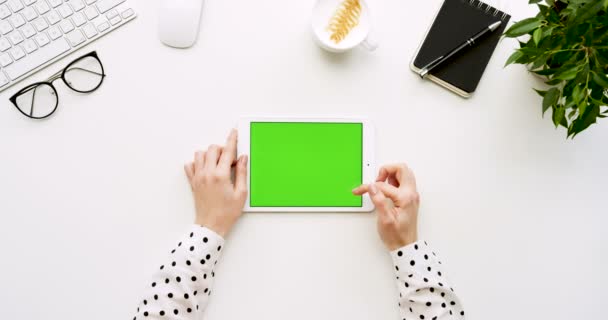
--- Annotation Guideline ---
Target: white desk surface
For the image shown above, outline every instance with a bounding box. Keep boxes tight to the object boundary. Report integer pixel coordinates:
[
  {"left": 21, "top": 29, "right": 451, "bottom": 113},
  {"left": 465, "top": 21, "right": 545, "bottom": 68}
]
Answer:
[{"left": 1, "top": 1, "right": 607, "bottom": 319}]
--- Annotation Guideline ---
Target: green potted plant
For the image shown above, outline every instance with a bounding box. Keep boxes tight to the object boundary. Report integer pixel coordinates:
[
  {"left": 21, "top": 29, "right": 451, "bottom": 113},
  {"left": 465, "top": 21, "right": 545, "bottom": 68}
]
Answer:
[{"left": 504, "top": 0, "right": 608, "bottom": 137}]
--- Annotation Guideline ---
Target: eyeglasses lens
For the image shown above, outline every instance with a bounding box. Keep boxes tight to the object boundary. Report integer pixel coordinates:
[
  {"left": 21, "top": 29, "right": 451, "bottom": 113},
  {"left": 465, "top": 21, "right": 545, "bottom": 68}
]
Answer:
[
  {"left": 15, "top": 83, "right": 58, "bottom": 119},
  {"left": 63, "top": 56, "right": 104, "bottom": 92}
]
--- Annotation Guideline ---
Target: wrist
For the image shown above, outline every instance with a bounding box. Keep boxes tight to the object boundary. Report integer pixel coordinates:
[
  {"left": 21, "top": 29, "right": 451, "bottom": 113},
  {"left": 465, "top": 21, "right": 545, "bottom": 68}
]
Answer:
[
  {"left": 385, "top": 230, "right": 418, "bottom": 251},
  {"left": 405, "top": 229, "right": 418, "bottom": 247},
  {"left": 195, "top": 217, "right": 229, "bottom": 237}
]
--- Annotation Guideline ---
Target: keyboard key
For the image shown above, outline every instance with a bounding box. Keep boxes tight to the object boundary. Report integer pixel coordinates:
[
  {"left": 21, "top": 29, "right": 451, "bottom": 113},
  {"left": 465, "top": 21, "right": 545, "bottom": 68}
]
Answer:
[
  {"left": 34, "top": 32, "right": 50, "bottom": 46},
  {"left": 0, "top": 20, "right": 13, "bottom": 34},
  {"left": 105, "top": 8, "right": 117, "bottom": 19},
  {"left": 8, "top": 0, "right": 24, "bottom": 12},
  {"left": 9, "top": 14, "right": 26, "bottom": 28},
  {"left": 19, "top": 23, "right": 36, "bottom": 38},
  {"left": 22, "top": 38, "right": 37, "bottom": 53},
  {"left": 0, "top": 71, "right": 9, "bottom": 88},
  {"left": 8, "top": 30, "right": 24, "bottom": 44},
  {"left": 0, "top": 4, "right": 10, "bottom": 19},
  {"left": 59, "top": 18, "right": 73, "bottom": 33},
  {"left": 72, "top": 11, "right": 86, "bottom": 26},
  {"left": 35, "top": 0, "right": 50, "bottom": 14},
  {"left": 65, "top": 29, "right": 84, "bottom": 46},
  {"left": 0, "top": 37, "right": 11, "bottom": 51},
  {"left": 32, "top": 17, "right": 48, "bottom": 31},
  {"left": 109, "top": 14, "right": 120, "bottom": 25},
  {"left": 57, "top": 3, "right": 72, "bottom": 18},
  {"left": 96, "top": 0, "right": 123, "bottom": 13},
  {"left": 23, "top": 0, "right": 36, "bottom": 5},
  {"left": 96, "top": 20, "right": 109, "bottom": 32},
  {"left": 83, "top": 5, "right": 97, "bottom": 20},
  {"left": 45, "top": 10, "right": 61, "bottom": 24},
  {"left": 10, "top": 45, "right": 25, "bottom": 60},
  {"left": 69, "top": 0, "right": 84, "bottom": 12},
  {"left": 4, "top": 37, "right": 69, "bottom": 80},
  {"left": 22, "top": 6, "right": 37, "bottom": 21},
  {"left": 120, "top": 8, "right": 133, "bottom": 19},
  {"left": 0, "top": 52, "right": 12, "bottom": 66},
  {"left": 47, "top": 25, "right": 61, "bottom": 39},
  {"left": 48, "top": 0, "right": 61, "bottom": 8},
  {"left": 82, "top": 22, "right": 97, "bottom": 38},
  {"left": 85, "top": 0, "right": 96, "bottom": 4}
]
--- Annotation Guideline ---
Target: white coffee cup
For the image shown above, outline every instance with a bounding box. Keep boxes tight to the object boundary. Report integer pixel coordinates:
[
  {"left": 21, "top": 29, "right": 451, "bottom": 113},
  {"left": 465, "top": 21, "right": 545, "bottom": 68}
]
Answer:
[{"left": 311, "top": 0, "right": 378, "bottom": 53}]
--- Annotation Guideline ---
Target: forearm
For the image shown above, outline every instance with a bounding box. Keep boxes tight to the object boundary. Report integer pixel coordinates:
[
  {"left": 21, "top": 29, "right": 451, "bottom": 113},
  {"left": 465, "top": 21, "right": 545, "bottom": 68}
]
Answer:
[
  {"left": 392, "top": 241, "right": 465, "bottom": 320},
  {"left": 133, "top": 225, "right": 224, "bottom": 320}
]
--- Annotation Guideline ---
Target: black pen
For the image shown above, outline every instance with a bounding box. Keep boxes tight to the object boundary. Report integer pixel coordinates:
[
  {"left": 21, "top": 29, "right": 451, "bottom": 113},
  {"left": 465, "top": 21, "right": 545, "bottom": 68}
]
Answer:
[{"left": 418, "top": 21, "right": 502, "bottom": 78}]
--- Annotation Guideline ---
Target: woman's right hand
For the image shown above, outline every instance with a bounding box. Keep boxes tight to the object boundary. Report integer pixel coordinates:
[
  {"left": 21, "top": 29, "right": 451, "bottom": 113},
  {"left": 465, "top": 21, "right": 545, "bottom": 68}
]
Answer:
[{"left": 352, "top": 164, "right": 420, "bottom": 251}]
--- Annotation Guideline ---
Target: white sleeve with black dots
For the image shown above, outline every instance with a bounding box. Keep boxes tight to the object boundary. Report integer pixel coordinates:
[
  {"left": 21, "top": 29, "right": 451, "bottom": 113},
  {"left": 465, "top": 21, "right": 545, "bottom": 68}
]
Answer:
[
  {"left": 133, "top": 225, "right": 224, "bottom": 320},
  {"left": 391, "top": 241, "right": 465, "bottom": 320}
]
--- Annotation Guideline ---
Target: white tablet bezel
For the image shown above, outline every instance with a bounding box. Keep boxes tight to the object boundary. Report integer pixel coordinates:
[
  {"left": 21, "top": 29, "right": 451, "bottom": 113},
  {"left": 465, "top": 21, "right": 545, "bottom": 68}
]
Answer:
[{"left": 238, "top": 117, "right": 375, "bottom": 212}]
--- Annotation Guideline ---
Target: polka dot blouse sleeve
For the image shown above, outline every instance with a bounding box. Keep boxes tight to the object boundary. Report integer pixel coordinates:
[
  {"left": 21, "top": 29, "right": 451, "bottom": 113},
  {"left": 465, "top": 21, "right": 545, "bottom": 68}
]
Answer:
[
  {"left": 391, "top": 241, "right": 465, "bottom": 320},
  {"left": 133, "top": 225, "right": 224, "bottom": 320}
]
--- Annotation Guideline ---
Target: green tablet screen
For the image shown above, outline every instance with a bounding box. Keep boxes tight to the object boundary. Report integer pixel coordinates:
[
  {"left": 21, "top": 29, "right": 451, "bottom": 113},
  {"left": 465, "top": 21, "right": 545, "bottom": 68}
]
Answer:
[{"left": 250, "top": 122, "right": 363, "bottom": 207}]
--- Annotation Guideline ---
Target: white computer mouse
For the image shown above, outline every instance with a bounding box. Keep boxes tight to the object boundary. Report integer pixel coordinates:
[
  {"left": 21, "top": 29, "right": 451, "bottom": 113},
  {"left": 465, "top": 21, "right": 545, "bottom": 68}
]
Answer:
[{"left": 158, "top": 0, "right": 205, "bottom": 48}]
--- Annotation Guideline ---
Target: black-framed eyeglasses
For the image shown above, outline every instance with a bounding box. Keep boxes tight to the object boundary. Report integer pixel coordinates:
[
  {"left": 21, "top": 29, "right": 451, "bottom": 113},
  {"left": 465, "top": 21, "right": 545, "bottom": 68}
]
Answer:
[{"left": 9, "top": 51, "right": 106, "bottom": 119}]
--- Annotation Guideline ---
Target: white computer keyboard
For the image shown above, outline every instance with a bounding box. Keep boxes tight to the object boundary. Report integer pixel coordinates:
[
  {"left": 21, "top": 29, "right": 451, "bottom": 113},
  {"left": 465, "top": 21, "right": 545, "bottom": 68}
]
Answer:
[{"left": 0, "top": 0, "right": 136, "bottom": 93}]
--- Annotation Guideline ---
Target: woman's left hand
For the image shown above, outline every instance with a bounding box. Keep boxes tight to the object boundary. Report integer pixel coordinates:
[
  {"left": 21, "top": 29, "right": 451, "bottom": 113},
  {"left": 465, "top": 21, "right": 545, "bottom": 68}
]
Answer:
[{"left": 184, "top": 129, "right": 248, "bottom": 237}]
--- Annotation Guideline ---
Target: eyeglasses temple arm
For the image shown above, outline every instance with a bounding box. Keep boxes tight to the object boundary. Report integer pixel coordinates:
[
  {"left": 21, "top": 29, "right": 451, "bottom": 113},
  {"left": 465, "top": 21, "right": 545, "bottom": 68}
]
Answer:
[
  {"left": 65, "top": 67, "right": 105, "bottom": 77},
  {"left": 47, "top": 70, "right": 64, "bottom": 82}
]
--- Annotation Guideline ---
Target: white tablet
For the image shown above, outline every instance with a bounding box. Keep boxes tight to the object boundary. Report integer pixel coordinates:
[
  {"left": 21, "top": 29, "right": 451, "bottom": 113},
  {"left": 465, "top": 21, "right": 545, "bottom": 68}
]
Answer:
[{"left": 238, "top": 117, "right": 375, "bottom": 212}]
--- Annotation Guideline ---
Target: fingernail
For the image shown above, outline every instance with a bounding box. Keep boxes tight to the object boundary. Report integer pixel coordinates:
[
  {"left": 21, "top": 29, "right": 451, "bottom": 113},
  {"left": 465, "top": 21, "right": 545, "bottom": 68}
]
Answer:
[
  {"left": 241, "top": 155, "right": 248, "bottom": 164},
  {"left": 369, "top": 184, "right": 378, "bottom": 195}
]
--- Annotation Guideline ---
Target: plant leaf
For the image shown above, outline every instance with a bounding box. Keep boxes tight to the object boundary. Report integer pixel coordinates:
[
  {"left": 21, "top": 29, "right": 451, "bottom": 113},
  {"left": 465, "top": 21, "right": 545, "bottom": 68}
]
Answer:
[
  {"left": 533, "top": 27, "right": 543, "bottom": 46},
  {"left": 572, "top": 0, "right": 605, "bottom": 25},
  {"left": 578, "top": 100, "right": 587, "bottom": 116},
  {"left": 592, "top": 72, "right": 608, "bottom": 88},
  {"left": 572, "top": 85, "right": 583, "bottom": 105},
  {"left": 569, "top": 105, "right": 600, "bottom": 137},
  {"left": 504, "top": 18, "right": 543, "bottom": 37},
  {"left": 553, "top": 65, "right": 581, "bottom": 81},
  {"left": 541, "top": 25, "right": 555, "bottom": 39},
  {"left": 534, "top": 89, "right": 548, "bottom": 97},
  {"left": 534, "top": 67, "right": 563, "bottom": 76},
  {"left": 505, "top": 50, "right": 524, "bottom": 67},
  {"left": 531, "top": 54, "right": 550, "bottom": 70},
  {"left": 552, "top": 106, "right": 565, "bottom": 128},
  {"left": 543, "top": 87, "right": 560, "bottom": 115},
  {"left": 545, "top": 78, "right": 564, "bottom": 86}
]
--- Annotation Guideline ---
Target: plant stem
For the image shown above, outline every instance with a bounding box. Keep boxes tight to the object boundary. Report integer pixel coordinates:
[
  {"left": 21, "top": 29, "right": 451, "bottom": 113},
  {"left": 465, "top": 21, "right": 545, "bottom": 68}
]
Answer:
[{"left": 547, "top": 48, "right": 584, "bottom": 54}]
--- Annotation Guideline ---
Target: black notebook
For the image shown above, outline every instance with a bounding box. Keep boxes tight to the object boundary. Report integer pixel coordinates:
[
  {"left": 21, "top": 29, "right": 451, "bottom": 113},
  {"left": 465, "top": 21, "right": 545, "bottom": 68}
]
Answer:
[{"left": 411, "top": 0, "right": 511, "bottom": 97}]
